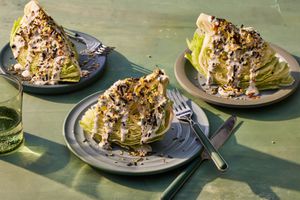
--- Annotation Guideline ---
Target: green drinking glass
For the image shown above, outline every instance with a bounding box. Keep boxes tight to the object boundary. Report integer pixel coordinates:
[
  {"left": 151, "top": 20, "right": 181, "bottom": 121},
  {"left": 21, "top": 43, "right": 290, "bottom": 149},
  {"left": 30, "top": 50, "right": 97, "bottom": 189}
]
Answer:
[{"left": 0, "top": 74, "right": 23, "bottom": 154}]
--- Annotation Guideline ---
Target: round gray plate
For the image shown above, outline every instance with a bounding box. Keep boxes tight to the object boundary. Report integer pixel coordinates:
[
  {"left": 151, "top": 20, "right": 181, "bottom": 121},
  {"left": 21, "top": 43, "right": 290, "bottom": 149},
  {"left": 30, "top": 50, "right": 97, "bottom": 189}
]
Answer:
[
  {"left": 0, "top": 31, "right": 106, "bottom": 94},
  {"left": 175, "top": 44, "right": 300, "bottom": 108},
  {"left": 63, "top": 91, "right": 209, "bottom": 175}
]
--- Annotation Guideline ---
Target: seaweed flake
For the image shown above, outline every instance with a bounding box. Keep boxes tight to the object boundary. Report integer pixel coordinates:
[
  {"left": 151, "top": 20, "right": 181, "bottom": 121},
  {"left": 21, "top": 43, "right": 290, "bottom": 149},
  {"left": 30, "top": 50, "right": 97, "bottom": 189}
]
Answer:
[{"left": 179, "top": 139, "right": 185, "bottom": 143}]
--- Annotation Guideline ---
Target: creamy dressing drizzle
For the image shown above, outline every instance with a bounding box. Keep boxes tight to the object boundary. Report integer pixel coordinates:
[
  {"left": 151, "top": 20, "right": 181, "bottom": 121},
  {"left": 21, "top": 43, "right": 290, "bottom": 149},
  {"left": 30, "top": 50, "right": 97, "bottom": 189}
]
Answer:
[
  {"left": 12, "top": 35, "right": 25, "bottom": 58},
  {"left": 21, "top": 1, "right": 40, "bottom": 25},
  {"left": 206, "top": 56, "right": 219, "bottom": 85},
  {"left": 120, "top": 112, "right": 129, "bottom": 142},
  {"left": 218, "top": 87, "right": 236, "bottom": 97},
  {"left": 12, "top": 1, "right": 79, "bottom": 85},
  {"left": 90, "top": 70, "right": 169, "bottom": 149},
  {"left": 203, "top": 16, "right": 264, "bottom": 97},
  {"left": 245, "top": 59, "right": 259, "bottom": 95},
  {"left": 91, "top": 105, "right": 100, "bottom": 138}
]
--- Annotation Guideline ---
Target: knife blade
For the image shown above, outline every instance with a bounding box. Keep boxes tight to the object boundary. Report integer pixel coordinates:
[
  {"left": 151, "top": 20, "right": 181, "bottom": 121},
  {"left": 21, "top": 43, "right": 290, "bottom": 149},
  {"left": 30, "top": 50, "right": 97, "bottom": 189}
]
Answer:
[
  {"left": 201, "top": 115, "right": 237, "bottom": 160},
  {"left": 160, "top": 115, "right": 237, "bottom": 200}
]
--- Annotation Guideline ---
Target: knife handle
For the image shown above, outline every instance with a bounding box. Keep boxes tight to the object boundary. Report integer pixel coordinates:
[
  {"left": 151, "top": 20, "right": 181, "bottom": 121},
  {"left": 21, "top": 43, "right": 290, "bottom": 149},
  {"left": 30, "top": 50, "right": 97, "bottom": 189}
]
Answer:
[
  {"left": 190, "top": 120, "right": 228, "bottom": 171},
  {"left": 160, "top": 158, "right": 203, "bottom": 200}
]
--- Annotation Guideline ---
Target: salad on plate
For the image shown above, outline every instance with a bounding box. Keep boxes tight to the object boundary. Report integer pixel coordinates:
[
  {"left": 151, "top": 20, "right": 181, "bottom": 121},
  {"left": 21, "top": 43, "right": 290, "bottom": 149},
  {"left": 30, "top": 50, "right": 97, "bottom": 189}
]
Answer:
[
  {"left": 10, "top": 0, "right": 81, "bottom": 85},
  {"left": 185, "top": 13, "right": 294, "bottom": 97},
  {"left": 80, "top": 69, "right": 173, "bottom": 156}
]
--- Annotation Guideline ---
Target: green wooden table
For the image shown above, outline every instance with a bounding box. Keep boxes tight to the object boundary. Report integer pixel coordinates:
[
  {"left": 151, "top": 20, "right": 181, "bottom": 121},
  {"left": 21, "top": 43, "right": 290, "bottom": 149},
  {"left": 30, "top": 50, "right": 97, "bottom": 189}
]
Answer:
[{"left": 1, "top": 0, "right": 300, "bottom": 199}]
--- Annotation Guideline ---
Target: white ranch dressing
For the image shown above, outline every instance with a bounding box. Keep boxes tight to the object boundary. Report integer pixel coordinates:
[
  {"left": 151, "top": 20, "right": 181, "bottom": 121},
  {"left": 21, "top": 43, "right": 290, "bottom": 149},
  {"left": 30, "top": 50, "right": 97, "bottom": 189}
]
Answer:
[
  {"left": 89, "top": 70, "right": 169, "bottom": 149},
  {"left": 21, "top": 1, "right": 40, "bottom": 26},
  {"left": 245, "top": 59, "right": 259, "bottom": 96},
  {"left": 11, "top": 1, "right": 80, "bottom": 85},
  {"left": 200, "top": 16, "right": 264, "bottom": 97},
  {"left": 12, "top": 35, "right": 26, "bottom": 58},
  {"left": 120, "top": 112, "right": 129, "bottom": 142},
  {"left": 91, "top": 105, "right": 100, "bottom": 138},
  {"left": 206, "top": 56, "right": 219, "bottom": 85},
  {"left": 218, "top": 87, "right": 236, "bottom": 97}
]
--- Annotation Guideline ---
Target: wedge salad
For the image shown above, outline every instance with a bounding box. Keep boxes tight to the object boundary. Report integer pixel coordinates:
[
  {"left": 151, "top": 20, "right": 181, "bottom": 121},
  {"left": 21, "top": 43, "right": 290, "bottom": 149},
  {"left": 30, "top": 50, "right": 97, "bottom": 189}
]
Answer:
[
  {"left": 10, "top": 0, "right": 81, "bottom": 85},
  {"left": 80, "top": 69, "right": 173, "bottom": 155},
  {"left": 185, "top": 13, "right": 294, "bottom": 97}
]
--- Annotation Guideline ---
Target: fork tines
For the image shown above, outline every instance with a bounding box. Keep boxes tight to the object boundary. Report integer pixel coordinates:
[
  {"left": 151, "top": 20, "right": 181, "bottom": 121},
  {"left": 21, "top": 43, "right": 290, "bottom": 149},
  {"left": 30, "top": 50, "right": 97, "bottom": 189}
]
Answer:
[
  {"left": 167, "top": 89, "right": 192, "bottom": 118},
  {"left": 63, "top": 27, "right": 115, "bottom": 56},
  {"left": 95, "top": 44, "right": 115, "bottom": 55}
]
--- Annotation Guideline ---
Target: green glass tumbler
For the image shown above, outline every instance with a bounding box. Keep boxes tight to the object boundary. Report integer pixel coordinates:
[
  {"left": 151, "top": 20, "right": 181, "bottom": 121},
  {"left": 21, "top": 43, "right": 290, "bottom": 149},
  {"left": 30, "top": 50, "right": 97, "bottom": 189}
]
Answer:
[{"left": 0, "top": 74, "right": 23, "bottom": 154}]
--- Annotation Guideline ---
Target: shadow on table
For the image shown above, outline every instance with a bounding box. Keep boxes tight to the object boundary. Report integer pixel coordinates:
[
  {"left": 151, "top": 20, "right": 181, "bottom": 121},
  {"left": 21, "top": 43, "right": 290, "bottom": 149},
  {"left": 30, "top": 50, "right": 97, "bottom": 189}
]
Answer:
[
  {"left": 0, "top": 132, "right": 71, "bottom": 174},
  {"left": 1, "top": 128, "right": 300, "bottom": 199},
  {"left": 97, "top": 126, "right": 300, "bottom": 200},
  {"left": 29, "top": 50, "right": 152, "bottom": 104},
  {"left": 0, "top": 132, "right": 180, "bottom": 199},
  {"left": 176, "top": 139, "right": 300, "bottom": 200}
]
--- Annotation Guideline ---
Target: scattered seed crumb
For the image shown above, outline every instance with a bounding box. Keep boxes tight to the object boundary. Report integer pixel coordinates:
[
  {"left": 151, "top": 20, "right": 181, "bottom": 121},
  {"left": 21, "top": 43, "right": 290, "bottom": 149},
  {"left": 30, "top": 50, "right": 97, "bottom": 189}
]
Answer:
[
  {"left": 272, "top": 141, "right": 276, "bottom": 144},
  {"left": 105, "top": 153, "right": 108, "bottom": 157},
  {"left": 92, "top": 63, "right": 99, "bottom": 67},
  {"left": 179, "top": 139, "right": 185, "bottom": 143},
  {"left": 135, "top": 157, "right": 144, "bottom": 162},
  {"left": 167, "top": 155, "right": 173, "bottom": 159},
  {"left": 83, "top": 139, "right": 88, "bottom": 143},
  {"left": 147, "top": 55, "right": 152, "bottom": 58},
  {"left": 145, "top": 157, "right": 149, "bottom": 160},
  {"left": 141, "top": 163, "right": 144, "bottom": 165},
  {"left": 114, "top": 161, "right": 118, "bottom": 164},
  {"left": 127, "top": 162, "right": 133, "bottom": 166}
]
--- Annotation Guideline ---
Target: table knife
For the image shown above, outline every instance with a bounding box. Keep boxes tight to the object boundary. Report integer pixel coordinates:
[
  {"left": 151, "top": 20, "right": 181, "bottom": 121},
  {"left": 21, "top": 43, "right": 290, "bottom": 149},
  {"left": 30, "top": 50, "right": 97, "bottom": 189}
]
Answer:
[{"left": 160, "top": 115, "right": 237, "bottom": 200}]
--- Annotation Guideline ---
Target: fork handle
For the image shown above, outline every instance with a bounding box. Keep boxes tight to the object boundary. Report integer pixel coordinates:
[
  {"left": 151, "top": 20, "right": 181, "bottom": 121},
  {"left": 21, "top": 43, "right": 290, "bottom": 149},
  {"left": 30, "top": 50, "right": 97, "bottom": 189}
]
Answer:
[{"left": 190, "top": 120, "right": 228, "bottom": 171}]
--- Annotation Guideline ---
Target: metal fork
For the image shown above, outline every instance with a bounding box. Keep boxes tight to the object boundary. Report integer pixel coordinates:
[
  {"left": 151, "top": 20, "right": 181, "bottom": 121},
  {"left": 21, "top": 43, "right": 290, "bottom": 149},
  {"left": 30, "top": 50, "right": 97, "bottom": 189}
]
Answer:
[
  {"left": 64, "top": 28, "right": 115, "bottom": 55},
  {"left": 167, "top": 89, "right": 228, "bottom": 171}
]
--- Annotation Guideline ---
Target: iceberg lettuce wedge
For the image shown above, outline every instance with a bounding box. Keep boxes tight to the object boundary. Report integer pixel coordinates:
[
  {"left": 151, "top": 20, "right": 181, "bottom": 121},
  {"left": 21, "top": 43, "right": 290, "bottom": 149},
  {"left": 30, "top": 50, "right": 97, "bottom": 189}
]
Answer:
[
  {"left": 185, "top": 13, "right": 294, "bottom": 96},
  {"left": 80, "top": 69, "right": 173, "bottom": 154},
  {"left": 10, "top": 0, "right": 80, "bottom": 85}
]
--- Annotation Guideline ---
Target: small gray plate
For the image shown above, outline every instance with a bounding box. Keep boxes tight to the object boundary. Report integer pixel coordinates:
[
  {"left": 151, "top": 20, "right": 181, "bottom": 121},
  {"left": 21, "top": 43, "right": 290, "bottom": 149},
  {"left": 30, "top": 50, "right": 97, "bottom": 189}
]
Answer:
[
  {"left": 63, "top": 91, "right": 209, "bottom": 175},
  {"left": 0, "top": 31, "right": 106, "bottom": 94},
  {"left": 175, "top": 44, "right": 300, "bottom": 108}
]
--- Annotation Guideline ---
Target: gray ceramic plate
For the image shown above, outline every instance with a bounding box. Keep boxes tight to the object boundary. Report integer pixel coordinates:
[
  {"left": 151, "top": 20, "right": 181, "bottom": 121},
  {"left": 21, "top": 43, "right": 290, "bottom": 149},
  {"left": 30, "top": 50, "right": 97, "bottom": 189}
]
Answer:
[
  {"left": 0, "top": 31, "right": 106, "bottom": 94},
  {"left": 175, "top": 44, "right": 300, "bottom": 108},
  {"left": 63, "top": 91, "right": 209, "bottom": 175}
]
